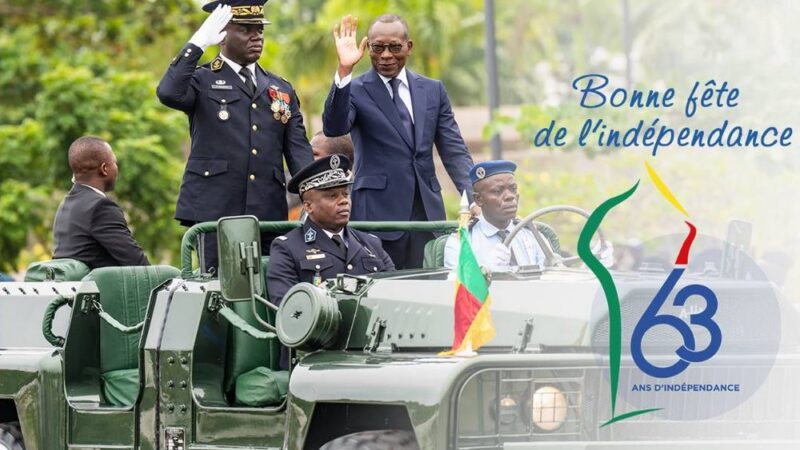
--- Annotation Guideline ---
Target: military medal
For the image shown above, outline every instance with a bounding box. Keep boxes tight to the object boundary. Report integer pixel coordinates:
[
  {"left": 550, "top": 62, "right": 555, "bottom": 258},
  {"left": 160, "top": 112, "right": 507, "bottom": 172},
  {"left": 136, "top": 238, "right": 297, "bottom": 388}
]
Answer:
[{"left": 268, "top": 86, "right": 292, "bottom": 124}]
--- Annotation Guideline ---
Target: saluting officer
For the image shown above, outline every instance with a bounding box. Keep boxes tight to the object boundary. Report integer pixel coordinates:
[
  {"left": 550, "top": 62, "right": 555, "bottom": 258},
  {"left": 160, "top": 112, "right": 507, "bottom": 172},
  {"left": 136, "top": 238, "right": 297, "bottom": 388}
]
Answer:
[
  {"left": 267, "top": 155, "right": 395, "bottom": 306},
  {"left": 157, "top": 0, "right": 312, "bottom": 272}
]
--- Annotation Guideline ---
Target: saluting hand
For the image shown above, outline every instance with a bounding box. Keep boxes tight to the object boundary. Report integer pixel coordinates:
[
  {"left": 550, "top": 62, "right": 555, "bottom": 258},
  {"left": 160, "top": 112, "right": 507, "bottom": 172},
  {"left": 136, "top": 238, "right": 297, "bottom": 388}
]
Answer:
[
  {"left": 189, "top": 5, "right": 233, "bottom": 50},
  {"left": 333, "top": 15, "right": 368, "bottom": 79}
]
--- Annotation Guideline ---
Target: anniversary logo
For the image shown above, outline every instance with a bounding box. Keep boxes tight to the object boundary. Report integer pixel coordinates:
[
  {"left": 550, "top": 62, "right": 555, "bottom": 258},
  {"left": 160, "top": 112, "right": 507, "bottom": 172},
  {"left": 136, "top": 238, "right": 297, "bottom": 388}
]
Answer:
[{"left": 579, "top": 162, "right": 782, "bottom": 425}]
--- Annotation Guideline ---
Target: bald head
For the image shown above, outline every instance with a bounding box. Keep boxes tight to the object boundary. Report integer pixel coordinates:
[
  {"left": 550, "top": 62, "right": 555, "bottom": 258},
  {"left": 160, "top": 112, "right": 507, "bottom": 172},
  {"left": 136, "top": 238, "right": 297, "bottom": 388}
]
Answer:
[
  {"left": 310, "top": 132, "right": 354, "bottom": 162},
  {"left": 68, "top": 136, "right": 118, "bottom": 192}
]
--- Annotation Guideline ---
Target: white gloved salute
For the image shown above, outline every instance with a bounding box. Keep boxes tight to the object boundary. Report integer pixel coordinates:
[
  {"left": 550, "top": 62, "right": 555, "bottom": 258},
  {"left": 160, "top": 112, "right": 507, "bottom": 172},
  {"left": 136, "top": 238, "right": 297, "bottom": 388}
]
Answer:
[
  {"left": 189, "top": 5, "right": 233, "bottom": 50},
  {"left": 488, "top": 243, "right": 512, "bottom": 270}
]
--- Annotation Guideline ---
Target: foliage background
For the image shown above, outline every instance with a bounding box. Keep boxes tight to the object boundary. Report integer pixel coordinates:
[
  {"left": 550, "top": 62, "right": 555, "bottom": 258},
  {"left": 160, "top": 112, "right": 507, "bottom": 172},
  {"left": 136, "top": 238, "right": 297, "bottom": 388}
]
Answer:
[{"left": 1, "top": 0, "right": 798, "bottom": 300}]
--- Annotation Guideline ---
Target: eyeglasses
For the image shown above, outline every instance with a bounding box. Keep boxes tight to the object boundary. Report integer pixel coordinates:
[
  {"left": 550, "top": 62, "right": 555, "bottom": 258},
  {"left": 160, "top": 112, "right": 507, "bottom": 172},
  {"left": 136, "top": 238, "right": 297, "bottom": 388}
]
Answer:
[{"left": 368, "top": 42, "right": 406, "bottom": 54}]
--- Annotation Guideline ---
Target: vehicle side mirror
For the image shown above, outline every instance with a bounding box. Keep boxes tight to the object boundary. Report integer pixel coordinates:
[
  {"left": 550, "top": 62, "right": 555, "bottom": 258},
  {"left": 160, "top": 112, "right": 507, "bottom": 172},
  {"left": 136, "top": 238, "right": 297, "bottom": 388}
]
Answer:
[{"left": 217, "top": 215, "right": 264, "bottom": 301}]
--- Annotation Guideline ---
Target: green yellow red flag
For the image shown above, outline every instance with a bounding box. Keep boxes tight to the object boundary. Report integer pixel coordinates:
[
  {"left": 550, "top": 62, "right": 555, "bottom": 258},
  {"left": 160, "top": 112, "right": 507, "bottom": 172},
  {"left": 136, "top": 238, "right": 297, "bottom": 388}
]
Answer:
[{"left": 440, "top": 215, "right": 496, "bottom": 356}]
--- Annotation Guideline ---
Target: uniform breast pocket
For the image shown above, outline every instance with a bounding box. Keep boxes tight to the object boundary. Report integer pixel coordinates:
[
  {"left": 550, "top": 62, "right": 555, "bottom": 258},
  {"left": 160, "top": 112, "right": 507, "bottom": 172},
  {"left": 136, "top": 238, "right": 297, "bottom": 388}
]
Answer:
[
  {"left": 186, "top": 158, "right": 228, "bottom": 178},
  {"left": 299, "top": 257, "right": 334, "bottom": 274},
  {"left": 207, "top": 90, "right": 242, "bottom": 122},
  {"left": 361, "top": 255, "right": 386, "bottom": 273},
  {"left": 207, "top": 90, "right": 242, "bottom": 105}
]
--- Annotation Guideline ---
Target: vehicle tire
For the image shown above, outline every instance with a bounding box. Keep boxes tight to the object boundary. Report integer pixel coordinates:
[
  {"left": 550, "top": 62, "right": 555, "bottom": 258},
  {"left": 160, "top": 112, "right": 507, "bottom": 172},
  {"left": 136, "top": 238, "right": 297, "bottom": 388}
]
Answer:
[
  {"left": 319, "top": 429, "right": 418, "bottom": 450},
  {"left": 0, "top": 422, "right": 24, "bottom": 450}
]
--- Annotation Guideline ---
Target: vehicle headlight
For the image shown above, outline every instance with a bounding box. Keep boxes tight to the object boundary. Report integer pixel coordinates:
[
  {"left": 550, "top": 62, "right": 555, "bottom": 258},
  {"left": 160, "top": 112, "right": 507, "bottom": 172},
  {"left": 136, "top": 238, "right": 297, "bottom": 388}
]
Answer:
[
  {"left": 489, "top": 395, "right": 520, "bottom": 428},
  {"left": 531, "top": 386, "right": 567, "bottom": 431}
]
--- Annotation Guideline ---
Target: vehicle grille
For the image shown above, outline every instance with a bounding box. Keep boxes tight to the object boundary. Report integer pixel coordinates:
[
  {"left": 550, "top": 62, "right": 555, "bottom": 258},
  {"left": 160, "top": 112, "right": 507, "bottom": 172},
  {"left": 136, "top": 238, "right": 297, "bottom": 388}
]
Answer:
[{"left": 455, "top": 360, "right": 800, "bottom": 449}]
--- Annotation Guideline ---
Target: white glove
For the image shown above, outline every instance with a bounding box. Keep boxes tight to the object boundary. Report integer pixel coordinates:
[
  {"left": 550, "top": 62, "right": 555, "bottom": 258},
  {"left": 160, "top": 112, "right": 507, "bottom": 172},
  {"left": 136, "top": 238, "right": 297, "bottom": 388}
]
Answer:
[
  {"left": 488, "top": 244, "right": 512, "bottom": 270},
  {"left": 592, "top": 241, "right": 615, "bottom": 268},
  {"left": 189, "top": 5, "right": 233, "bottom": 50}
]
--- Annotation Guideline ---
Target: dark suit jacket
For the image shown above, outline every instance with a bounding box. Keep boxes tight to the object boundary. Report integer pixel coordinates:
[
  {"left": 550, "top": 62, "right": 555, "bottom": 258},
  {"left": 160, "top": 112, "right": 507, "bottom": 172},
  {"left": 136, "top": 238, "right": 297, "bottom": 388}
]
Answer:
[
  {"left": 267, "top": 220, "right": 395, "bottom": 305},
  {"left": 157, "top": 44, "right": 313, "bottom": 223},
  {"left": 53, "top": 184, "right": 150, "bottom": 269},
  {"left": 323, "top": 68, "right": 473, "bottom": 240}
]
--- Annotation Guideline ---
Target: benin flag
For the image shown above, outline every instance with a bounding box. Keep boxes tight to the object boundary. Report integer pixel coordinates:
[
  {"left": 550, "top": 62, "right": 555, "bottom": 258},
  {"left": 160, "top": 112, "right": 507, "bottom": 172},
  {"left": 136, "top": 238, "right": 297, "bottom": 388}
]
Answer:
[{"left": 440, "top": 224, "right": 496, "bottom": 355}]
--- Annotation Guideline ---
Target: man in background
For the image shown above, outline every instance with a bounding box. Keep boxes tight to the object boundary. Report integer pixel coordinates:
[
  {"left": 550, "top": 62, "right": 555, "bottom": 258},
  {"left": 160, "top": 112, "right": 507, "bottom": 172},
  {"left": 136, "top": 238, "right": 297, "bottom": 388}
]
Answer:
[
  {"left": 53, "top": 136, "right": 149, "bottom": 269},
  {"left": 288, "top": 132, "right": 354, "bottom": 220}
]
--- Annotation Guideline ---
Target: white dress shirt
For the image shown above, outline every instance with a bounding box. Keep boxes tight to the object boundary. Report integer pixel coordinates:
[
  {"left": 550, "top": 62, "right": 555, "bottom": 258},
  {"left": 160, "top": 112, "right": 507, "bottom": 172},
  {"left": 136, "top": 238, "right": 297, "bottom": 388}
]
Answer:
[
  {"left": 78, "top": 183, "right": 106, "bottom": 198},
  {"left": 220, "top": 53, "right": 257, "bottom": 88},
  {"left": 334, "top": 67, "right": 414, "bottom": 123},
  {"left": 443, "top": 216, "right": 545, "bottom": 270}
]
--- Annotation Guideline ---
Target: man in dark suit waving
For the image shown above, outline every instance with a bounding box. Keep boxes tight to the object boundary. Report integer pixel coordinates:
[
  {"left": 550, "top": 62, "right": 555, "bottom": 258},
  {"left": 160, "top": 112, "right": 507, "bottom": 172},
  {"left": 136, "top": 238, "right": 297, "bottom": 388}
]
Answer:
[
  {"left": 323, "top": 14, "right": 475, "bottom": 269},
  {"left": 53, "top": 136, "right": 149, "bottom": 269}
]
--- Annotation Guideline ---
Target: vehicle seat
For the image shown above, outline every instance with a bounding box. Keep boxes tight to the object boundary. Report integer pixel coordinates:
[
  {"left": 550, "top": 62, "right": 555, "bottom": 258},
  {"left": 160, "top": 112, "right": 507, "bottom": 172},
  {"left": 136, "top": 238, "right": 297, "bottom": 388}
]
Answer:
[
  {"left": 422, "top": 223, "right": 562, "bottom": 269},
  {"left": 24, "top": 258, "right": 90, "bottom": 282},
  {"left": 222, "top": 255, "right": 288, "bottom": 407},
  {"left": 89, "top": 265, "right": 180, "bottom": 406}
]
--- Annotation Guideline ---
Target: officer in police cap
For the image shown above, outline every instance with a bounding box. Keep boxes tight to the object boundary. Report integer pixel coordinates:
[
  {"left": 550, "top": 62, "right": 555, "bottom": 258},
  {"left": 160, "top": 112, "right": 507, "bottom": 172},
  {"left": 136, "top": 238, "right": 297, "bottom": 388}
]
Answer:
[
  {"left": 157, "top": 0, "right": 312, "bottom": 272},
  {"left": 443, "top": 160, "right": 546, "bottom": 271},
  {"left": 267, "top": 154, "right": 395, "bottom": 306}
]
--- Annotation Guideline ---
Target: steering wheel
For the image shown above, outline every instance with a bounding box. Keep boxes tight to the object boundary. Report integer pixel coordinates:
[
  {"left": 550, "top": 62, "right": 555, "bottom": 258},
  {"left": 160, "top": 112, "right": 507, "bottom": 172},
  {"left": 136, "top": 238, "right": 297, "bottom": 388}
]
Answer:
[{"left": 503, "top": 205, "right": 610, "bottom": 268}]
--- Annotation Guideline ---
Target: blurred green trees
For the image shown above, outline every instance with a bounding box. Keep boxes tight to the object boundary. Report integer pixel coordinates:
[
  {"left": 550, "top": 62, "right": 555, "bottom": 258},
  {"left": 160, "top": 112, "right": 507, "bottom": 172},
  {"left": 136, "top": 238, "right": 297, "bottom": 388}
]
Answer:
[
  {"left": 0, "top": 0, "right": 489, "bottom": 271},
  {"left": 1, "top": 0, "right": 796, "bottom": 286}
]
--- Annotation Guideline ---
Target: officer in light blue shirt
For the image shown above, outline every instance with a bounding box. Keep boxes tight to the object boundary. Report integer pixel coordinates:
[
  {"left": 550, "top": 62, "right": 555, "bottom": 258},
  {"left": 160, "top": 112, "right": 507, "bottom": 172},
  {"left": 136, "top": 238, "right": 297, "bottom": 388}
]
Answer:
[{"left": 444, "top": 160, "right": 545, "bottom": 271}]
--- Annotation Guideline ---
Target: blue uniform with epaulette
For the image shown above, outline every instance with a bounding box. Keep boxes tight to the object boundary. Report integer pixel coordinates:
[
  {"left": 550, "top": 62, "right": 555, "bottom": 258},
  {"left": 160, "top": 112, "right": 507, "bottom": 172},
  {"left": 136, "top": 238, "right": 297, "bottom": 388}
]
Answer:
[
  {"left": 266, "top": 154, "right": 395, "bottom": 306},
  {"left": 156, "top": 0, "right": 312, "bottom": 269},
  {"left": 267, "top": 220, "right": 395, "bottom": 306},
  {"left": 157, "top": 49, "right": 311, "bottom": 223}
]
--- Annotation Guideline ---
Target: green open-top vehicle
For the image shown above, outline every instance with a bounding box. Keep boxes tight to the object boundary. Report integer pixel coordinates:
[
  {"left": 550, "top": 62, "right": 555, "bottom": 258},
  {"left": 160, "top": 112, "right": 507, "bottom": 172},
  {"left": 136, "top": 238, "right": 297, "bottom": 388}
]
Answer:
[{"left": 1, "top": 212, "right": 798, "bottom": 450}]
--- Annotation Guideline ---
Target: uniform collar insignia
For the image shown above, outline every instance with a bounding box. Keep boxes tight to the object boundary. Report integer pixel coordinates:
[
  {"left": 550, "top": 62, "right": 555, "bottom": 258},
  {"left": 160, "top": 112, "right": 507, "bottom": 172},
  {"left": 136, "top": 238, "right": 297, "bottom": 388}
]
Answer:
[
  {"left": 304, "top": 228, "right": 317, "bottom": 243},
  {"left": 211, "top": 57, "right": 224, "bottom": 72}
]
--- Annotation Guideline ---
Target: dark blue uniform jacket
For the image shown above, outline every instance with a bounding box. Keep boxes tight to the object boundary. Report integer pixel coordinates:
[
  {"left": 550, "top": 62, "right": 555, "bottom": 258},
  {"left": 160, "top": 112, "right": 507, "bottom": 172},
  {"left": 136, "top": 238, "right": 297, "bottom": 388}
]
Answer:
[
  {"left": 157, "top": 43, "right": 312, "bottom": 223},
  {"left": 267, "top": 220, "right": 395, "bottom": 305}
]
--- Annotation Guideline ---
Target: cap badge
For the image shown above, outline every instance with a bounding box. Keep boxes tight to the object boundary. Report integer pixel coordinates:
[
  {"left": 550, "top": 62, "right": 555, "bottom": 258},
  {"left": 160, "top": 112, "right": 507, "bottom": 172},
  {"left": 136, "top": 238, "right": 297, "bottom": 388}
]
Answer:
[
  {"left": 476, "top": 167, "right": 486, "bottom": 179},
  {"left": 330, "top": 155, "right": 340, "bottom": 170}
]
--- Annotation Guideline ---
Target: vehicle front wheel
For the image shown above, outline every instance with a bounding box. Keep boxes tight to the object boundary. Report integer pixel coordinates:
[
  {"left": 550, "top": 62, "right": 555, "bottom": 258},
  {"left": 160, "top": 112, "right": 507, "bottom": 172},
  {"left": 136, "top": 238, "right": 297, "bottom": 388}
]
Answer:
[
  {"left": 0, "top": 423, "right": 24, "bottom": 450},
  {"left": 319, "top": 429, "right": 418, "bottom": 450}
]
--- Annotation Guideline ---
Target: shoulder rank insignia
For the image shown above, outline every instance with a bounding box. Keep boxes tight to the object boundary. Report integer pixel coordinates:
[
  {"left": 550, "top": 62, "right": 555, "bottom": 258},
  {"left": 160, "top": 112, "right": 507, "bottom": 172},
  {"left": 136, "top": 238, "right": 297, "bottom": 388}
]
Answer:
[
  {"left": 210, "top": 57, "right": 224, "bottom": 72},
  {"left": 304, "top": 228, "right": 317, "bottom": 243},
  {"left": 276, "top": 236, "right": 288, "bottom": 241}
]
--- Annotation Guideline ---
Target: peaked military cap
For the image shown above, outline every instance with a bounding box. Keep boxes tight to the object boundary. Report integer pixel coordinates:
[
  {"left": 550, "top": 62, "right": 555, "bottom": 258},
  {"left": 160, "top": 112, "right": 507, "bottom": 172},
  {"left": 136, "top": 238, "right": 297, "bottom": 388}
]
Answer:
[
  {"left": 288, "top": 154, "right": 354, "bottom": 196},
  {"left": 203, "top": 0, "right": 271, "bottom": 25},
  {"left": 469, "top": 160, "right": 518, "bottom": 185}
]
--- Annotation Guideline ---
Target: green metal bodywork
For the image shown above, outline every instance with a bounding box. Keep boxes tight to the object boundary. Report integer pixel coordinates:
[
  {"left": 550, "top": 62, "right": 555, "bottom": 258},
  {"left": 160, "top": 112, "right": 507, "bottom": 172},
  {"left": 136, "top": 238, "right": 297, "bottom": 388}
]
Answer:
[{"left": 1, "top": 221, "right": 799, "bottom": 449}]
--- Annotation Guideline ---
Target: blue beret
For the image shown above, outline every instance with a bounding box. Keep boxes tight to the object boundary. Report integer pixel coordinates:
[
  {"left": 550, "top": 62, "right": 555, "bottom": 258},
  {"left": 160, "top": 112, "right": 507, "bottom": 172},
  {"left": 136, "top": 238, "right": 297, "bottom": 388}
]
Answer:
[
  {"left": 469, "top": 160, "right": 517, "bottom": 184},
  {"left": 288, "top": 154, "right": 353, "bottom": 195},
  {"left": 203, "top": 0, "right": 271, "bottom": 24}
]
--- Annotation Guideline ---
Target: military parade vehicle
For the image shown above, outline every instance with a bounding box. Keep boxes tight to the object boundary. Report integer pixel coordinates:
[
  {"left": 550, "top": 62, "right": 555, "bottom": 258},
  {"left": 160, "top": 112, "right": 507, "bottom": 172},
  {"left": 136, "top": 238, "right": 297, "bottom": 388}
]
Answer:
[{"left": 1, "top": 208, "right": 798, "bottom": 449}]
